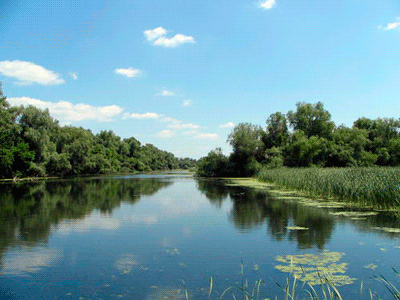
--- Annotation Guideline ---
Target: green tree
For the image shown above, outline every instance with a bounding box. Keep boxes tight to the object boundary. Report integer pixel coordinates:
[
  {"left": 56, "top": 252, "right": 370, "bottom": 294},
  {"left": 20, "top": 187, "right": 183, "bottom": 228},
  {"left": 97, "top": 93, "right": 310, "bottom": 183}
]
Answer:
[
  {"left": 227, "top": 123, "right": 265, "bottom": 176},
  {"left": 264, "top": 112, "right": 289, "bottom": 148},
  {"left": 287, "top": 102, "right": 335, "bottom": 139},
  {"left": 283, "top": 131, "right": 330, "bottom": 167},
  {"left": 196, "top": 148, "right": 229, "bottom": 177}
]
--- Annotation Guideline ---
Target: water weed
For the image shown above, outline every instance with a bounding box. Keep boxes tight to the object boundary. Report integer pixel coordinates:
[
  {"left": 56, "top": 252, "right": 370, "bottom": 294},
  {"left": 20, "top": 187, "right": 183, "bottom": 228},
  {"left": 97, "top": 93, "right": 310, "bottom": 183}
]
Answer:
[{"left": 258, "top": 167, "right": 400, "bottom": 210}]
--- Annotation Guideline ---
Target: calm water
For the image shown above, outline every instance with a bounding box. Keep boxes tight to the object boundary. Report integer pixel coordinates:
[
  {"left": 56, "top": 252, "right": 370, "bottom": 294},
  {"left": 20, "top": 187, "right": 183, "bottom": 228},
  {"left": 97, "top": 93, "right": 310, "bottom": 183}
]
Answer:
[{"left": 0, "top": 173, "right": 400, "bottom": 299}]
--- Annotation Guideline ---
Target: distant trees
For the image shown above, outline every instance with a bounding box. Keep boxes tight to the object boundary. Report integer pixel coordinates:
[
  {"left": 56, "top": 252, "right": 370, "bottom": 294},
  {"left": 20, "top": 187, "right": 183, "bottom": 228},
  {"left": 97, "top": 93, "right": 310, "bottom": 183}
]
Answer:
[
  {"left": 0, "top": 94, "right": 196, "bottom": 179},
  {"left": 196, "top": 101, "right": 400, "bottom": 177}
]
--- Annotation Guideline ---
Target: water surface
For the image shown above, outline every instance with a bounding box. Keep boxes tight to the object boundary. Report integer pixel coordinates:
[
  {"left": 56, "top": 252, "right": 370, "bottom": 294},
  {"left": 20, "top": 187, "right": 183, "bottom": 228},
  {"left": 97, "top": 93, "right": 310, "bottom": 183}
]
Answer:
[{"left": 0, "top": 174, "right": 399, "bottom": 299}]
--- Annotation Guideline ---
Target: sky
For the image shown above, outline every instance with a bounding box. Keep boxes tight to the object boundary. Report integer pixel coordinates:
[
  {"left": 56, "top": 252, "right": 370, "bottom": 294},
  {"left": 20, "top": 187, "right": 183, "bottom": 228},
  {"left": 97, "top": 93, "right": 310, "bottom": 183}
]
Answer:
[{"left": 1, "top": 0, "right": 400, "bottom": 159}]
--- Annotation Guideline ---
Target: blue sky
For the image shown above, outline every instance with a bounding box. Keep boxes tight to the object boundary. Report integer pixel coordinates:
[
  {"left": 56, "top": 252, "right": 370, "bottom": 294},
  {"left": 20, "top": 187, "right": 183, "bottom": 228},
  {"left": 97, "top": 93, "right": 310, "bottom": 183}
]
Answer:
[{"left": 1, "top": 0, "right": 400, "bottom": 158}]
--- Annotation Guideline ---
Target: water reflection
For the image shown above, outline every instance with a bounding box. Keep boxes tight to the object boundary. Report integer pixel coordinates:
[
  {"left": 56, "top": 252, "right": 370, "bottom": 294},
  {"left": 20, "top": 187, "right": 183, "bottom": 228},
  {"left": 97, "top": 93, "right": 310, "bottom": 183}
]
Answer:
[
  {"left": 1, "top": 247, "right": 63, "bottom": 276},
  {"left": 199, "top": 178, "right": 400, "bottom": 249},
  {"left": 0, "top": 177, "right": 172, "bottom": 274},
  {"left": 197, "top": 178, "right": 336, "bottom": 249}
]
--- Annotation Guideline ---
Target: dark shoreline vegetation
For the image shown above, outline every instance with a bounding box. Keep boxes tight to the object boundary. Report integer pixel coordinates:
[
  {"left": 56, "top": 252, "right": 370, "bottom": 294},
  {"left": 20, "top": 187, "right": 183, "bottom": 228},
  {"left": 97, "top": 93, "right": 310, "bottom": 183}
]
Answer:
[
  {"left": 196, "top": 101, "right": 400, "bottom": 209},
  {"left": 0, "top": 94, "right": 196, "bottom": 179}
]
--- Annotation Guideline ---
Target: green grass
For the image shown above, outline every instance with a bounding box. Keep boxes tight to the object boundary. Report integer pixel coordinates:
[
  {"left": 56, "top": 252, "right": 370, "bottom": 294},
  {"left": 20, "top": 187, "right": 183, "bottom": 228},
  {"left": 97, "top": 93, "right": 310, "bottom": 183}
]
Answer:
[{"left": 257, "top": 167, "right": 400, "bottom": 209}]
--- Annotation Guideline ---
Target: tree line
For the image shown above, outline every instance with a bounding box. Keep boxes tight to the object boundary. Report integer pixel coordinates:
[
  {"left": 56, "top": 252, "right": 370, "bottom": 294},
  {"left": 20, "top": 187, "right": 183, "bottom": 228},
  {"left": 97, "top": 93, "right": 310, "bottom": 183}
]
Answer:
[
  {"left": 197, "top": 102, "right": 400, "bottom": 177},
  {"left": 0, "top": 94, "right": 196, "bottom": 179}
]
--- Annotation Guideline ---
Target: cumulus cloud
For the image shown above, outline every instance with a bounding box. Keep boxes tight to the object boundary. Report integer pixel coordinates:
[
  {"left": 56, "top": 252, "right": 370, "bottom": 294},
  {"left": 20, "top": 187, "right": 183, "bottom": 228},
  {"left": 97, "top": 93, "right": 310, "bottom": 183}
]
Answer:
[
  {"left": 220, "top": 122, "right": 236, "bottom": 128},
  {"left": 8, "top": 97, "right": 123, "bottom": 122},
  {"left": 155, "top": 129, "right": 175, "bottom": 138},
  {"left": 115, "top": 67, "right": 143, "bottom": 78},
  {"left": 158, "top": 90, "right": 175, "bottom": 96},
  {"left": 182, "top": 99, "right": 192, "bottom": 107},
  {"left": 258, "top": 0, "right": 276, "bottom": 10},
  {"left": 194, "top": 133, "right": 219, "bottom": 140},
  {"left": 144, "top": 27, "right": 196, "bottom": 48},
  {"left": 161, "top": 116, "right": 179, "bottom": 123},
  {"left": 183, "top": 130, "right": 198, "bottom": 136},
  {"left": 69, "top": 72, "right": 78, "bottom": 80},
  {"left": 0, "top": 60, "right": 64, "bottom": 85},
  {"left": 168, "top": 123, "right": 200, "bottom": 130},
  {"left": 144, "top": 27, "right": 168, "bottom": 41},
  {"left": 383, "top": 18, "right": 400, "bottom": 30},
  {"left": 123, "top": 112, "right": 160, "bottom": 119}
]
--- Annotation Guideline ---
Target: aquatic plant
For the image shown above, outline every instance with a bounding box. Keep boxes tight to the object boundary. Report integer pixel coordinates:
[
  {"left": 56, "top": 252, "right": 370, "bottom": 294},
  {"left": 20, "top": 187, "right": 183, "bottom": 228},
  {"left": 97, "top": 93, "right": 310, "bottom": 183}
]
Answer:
[
  {"left": 274, "top": 250, "right": 356, "bottom": 287},
  {"left": 257, "top": 167, "right": 400, "bottom": 209}
]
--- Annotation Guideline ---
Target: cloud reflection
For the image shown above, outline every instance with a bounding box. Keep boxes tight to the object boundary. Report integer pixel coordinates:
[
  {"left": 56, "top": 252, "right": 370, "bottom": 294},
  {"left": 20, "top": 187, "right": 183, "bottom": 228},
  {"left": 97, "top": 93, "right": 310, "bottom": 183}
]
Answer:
[
  {"left": 55, "top": 212, "right": 121, "bottom": 234},
  {"left": 2, "top": 247, "right": 62, "bottom": 276}
]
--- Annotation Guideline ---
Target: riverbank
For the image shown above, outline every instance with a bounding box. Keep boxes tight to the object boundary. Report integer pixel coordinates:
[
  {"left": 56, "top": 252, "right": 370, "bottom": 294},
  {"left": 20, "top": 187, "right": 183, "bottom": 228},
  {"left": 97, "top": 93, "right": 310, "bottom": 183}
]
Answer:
[
  {"left": 0, "top": 169, "right": 195, "bottom": 184},
  {"left": 254, "top": 167, "right": 400, "bottom": 211}
]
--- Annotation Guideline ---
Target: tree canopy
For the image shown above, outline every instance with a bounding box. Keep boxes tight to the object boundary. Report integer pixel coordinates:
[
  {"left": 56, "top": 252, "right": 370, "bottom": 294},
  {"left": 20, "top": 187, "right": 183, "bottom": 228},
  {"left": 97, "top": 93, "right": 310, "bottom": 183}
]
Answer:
[
  {"left": 0, "top": 94, "right": 196, "bottom": 179},
  {"left": 197, "top": 101, "right": 400, "bottom": 177}
]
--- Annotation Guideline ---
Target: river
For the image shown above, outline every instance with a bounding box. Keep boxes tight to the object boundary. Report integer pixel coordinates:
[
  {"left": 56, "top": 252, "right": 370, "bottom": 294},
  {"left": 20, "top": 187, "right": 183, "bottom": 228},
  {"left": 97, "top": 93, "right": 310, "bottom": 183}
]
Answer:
[{"left": 0, "top": 173, "right": 399, "bottom": 299}]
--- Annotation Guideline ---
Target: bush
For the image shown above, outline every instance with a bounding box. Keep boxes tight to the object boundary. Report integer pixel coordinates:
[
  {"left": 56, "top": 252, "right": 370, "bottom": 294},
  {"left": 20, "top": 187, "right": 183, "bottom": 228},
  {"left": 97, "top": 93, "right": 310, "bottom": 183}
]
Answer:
[{"left": 196, "top": 148, "right": 229, "bottom": 177}]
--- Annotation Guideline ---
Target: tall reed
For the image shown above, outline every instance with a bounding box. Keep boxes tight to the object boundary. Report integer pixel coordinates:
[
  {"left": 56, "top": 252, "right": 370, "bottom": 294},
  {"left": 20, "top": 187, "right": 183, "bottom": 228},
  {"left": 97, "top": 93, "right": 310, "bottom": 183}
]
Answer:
[{"left": 257, "top": 167, "right": 400, "bottom": 209}]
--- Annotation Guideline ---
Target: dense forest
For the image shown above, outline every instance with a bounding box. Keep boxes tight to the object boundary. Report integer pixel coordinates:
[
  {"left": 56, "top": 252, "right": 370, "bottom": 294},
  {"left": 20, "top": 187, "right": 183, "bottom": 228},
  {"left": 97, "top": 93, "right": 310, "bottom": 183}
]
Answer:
[
  {"left": 197, "top": 102, "right": 400, "bottom": 177},
  {"left": 0, "top": 93, "right": 196, "bottom": 179}
]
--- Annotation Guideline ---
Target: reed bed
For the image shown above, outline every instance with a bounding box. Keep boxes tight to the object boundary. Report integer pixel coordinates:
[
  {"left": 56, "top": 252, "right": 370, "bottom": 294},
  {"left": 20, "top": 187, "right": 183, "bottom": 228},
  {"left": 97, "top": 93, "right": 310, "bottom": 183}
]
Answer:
[{"left": 257, "top": 167, "right": 400, "bottom": 209}]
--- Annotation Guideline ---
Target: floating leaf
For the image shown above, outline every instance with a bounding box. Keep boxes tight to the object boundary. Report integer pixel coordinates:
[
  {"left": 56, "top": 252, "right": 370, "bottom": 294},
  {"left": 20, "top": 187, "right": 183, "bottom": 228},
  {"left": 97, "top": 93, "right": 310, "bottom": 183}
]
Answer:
[
  {"left": 165, "top": 248, "right": 181, "bottom": 255},
  {"left": 329, "top": 211, "right": 378, "bottom": 217},
  {"left": 372, "top": 227, "right": 400, "bottom": 233},
  {"left": 364, "top": 264, "right": 378, "bottom": 270},
  {"left": 274, "top": 250, "right": 356, "bottom": 286}
]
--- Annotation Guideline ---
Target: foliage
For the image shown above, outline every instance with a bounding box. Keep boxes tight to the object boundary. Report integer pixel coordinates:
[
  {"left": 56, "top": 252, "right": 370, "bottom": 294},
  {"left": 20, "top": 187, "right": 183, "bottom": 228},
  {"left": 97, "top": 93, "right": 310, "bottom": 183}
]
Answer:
[
  {"left": 0, "top": 92, "right": 194, "bottom": 179},
  {"left": 196, "top": 101, "right": 400, "bottom": 177},
  {"left": 287, "top": 102, "right": 335, "bottom": 139},
  {"left": 196, "top": 148, "right": 229, "bottom": 177}
]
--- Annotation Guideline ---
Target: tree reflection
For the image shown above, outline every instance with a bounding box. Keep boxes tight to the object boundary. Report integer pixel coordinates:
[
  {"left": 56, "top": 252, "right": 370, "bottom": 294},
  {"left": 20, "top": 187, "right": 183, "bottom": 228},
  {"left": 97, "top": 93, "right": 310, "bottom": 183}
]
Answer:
[
  {"left": 197, "top": 179, "right": 337, "bottom": 249},
  {"left": 196, "top": 178, "right": 230, "bottom": 208},
  {"left": 0, "top": 177, "right": 172, "bottom": 267}
]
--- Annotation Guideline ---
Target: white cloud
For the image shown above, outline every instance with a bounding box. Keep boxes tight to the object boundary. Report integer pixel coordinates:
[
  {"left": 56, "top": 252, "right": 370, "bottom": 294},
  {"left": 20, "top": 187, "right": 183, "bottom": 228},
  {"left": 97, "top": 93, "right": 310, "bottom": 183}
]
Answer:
[
  {"left": 8, "top": 97, "right": 123, "bottom": 122},
  {"left": 182, "top": 99, "right": 192, "bottom": 107},
  {"left": 380, "top": 17, "right": 400, "bottom": 30},
  {"left": 155, "top": 129, "right": 175, "bottom": 138},
  {"left": 115, "top": 67, "right": 143, "bottom": 78},
  {"left": 168, "top": 123, "right": 200, "bottom": 130},
  {"left": 69, "top": 72, "right": 78, "bottom": 80},
  {"left": 220, "top": 122, "right": 236, "bottom": 128},
  {"left": 154, "top": 34, "right": 196, "bottom": 48},
  {"left": 0, "top": 60, "right": 64, "bottom": 85},
  {"left": 144, "top": 27, "right": 196, "bottom": 48},
  {"left": 258, "top": 0, "right": 276, "bottom": 10},
  {"left": 124, "top": 112, "right": 160, "bottom": 119},
  {"left": 144, "top": 27, "right": 168, "bottom": 41},
  {"left": 158, "top": 90, "right": 175, "bottom": 96},
  {"left": 183, "top": 130, "right": 198, "bottom": 136},
  {"left": 385, "top": 22, "right": 400, "bottom": 30},
  {"left": 194, "top": 133, "right": 219, "bottom": 140},
  {"left": 161, "top": 116, "right": 180, "bottom": 123}
]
